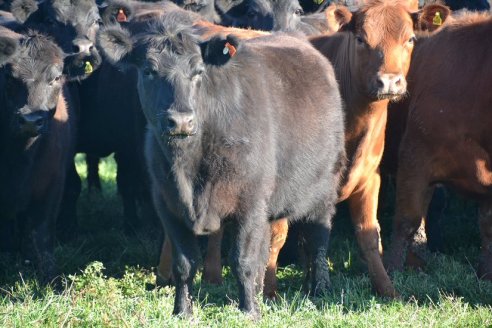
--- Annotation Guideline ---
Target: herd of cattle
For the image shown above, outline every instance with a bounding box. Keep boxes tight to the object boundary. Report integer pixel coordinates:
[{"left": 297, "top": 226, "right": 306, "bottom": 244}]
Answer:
[{"left": 0, "top": 0, "right": 491, "bottom": 319}]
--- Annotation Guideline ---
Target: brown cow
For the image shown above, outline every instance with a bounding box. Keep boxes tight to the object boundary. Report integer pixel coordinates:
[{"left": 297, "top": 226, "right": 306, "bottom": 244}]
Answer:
[
  {"left": 264, "top": 0, "right": 449, "bottom": 298},
  {"left": 385, "top": 11, "right": 492, "bottom": 280}
]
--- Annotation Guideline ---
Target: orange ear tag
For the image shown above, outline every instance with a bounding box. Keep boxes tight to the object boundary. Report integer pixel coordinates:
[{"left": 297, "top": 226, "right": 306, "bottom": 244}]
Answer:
[
  {"left": 117, "top": 9, "right": 127, "bottom": 22},
  {"left": 223, "top": 42, "right": 237, "bottom": 57}
]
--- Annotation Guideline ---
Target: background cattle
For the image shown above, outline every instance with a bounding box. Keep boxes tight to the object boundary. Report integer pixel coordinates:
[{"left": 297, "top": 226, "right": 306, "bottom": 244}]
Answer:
[
  {"left": 385, "top": 11, "right": 492, "bottom": 281},
  {"left": 0, "top": 26, "right": 77, "bottom": 281},
  {"left": 263, "top": 0, "right": 450, "bottom": 298},
  {"left": 98, "top": 11, "right": 345, "bottom": 317}
]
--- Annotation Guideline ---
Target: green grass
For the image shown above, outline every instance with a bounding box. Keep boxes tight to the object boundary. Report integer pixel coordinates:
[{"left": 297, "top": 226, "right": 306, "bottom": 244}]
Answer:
[{"left": 1, "top": 155, "right": 491, "bottom": 327}]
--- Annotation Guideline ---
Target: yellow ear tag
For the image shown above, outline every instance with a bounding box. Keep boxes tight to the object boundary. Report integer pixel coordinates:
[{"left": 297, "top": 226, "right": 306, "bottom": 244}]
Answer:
[
  {"left": 433, "top": 11, "right": 442, "bottom": 26},
  {"left": 84, "top": 61, "right": 93, "bottom": 74}
]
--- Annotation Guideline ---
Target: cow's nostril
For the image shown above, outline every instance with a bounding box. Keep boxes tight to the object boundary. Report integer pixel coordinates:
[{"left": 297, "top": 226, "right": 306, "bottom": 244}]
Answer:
[
  {"left": 167, "top": 118, "right": 176, "bottom": 130},
  {"left": 394, "top": 78, "right": 402, "bottom": 87},
  {"left": 73, "top": 45, "right": 80, "bottom": 54},
  {"left": 376, "top": 78, "right": 384, "bottom": 89},
  {"left": 89, "top": 45, "right": 94, "bottom": 52}
]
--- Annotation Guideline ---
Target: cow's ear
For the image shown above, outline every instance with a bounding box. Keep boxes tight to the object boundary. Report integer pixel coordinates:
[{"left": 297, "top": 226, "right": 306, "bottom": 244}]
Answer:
[
  {"left": 10, "top": 0, "right": 38, "bottom": 23},
  {"left": 101, "top": 0, "right": 134, "bottom": 25},
  {"left": 325, "top": 4, "right": 353, "bottom": 32},
  {"left": 97, "top": 24, "right": 134, "bottom": 65},
  {"left": 0, "top": 36, "right": 18, "bottom": 66},
  {"left": 412, "top": 4, "right": 451, "bottom": 33},
  {"left": 200, "top": 34, "right": 239, "bottom": 66}
]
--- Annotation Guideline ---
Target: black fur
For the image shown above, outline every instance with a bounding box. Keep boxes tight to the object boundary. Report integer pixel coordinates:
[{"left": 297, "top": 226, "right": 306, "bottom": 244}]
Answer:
[
  {"left": 99, "top": 13, "right": 345, "bottom": 318},
  {"left": 0, "top": 27, "right": 76, "bottom": 281}
]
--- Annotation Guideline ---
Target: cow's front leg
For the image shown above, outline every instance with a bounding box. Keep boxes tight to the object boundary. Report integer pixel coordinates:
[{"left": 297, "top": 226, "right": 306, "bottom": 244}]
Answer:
[
  {"left": 164, "top": 218, "right": 200, "bottom": 316},
  {"left": 348, "top": 172, "right": 396, "bottom": 298},
  {"left": 229, "top": 211, "right": 270, "bottom": 319}
]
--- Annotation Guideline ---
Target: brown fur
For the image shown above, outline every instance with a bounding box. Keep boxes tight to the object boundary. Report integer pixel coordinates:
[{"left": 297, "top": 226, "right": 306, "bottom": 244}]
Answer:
[{"left": 385, "top": 12, "right": 492, "bottom": 280}]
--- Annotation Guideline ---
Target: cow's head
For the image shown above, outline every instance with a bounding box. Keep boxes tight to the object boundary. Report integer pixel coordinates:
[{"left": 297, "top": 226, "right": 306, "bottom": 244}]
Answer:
[
  {"left": 173, "top": 0, "right": 217, "bottom": 22},
  {"left": 10, "top": 0, "right": 103, "bottom": 80},
  {"left": 271, "top": 0, "right": 303, "bottom": 32},
  {"left": 98, "top": 13, "right": 220, "bottom": 147},
  {"left": 0, "top": 30, "right": 65, "bottom": 140},
  {"left": 338, "top": 0, "right": 450, "bottom": 101},
  {"left": 225, "top": 0, "right": 273, "bottom": 30}
]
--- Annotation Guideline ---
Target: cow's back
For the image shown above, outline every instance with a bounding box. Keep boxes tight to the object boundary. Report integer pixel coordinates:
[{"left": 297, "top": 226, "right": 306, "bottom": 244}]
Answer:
[{"left": 221, "top": 34, "right": 345, "bottom": 219}]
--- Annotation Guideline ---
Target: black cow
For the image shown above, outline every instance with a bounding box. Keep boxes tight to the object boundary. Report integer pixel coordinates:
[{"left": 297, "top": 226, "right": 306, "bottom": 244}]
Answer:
[
  {"left": 0, "top": 26, "right": 77, "bottom": 281},
  {"left": 217, "top": 0, "right": 274, "bottom": 30},
  {"left": 445, "top": 0, "right": 490, "bottom": 11},
  {"left": 271, "top": 0, "right": 337, "bottom": 35},
  {"left": 98, "top": 12, "right": 344, "bottom": 317},
  {"left": 10, "top": 0, "right": 102, "bottom": 80},
  {"left": 172, "top": 0, "right": 221, "bottom": 23}
]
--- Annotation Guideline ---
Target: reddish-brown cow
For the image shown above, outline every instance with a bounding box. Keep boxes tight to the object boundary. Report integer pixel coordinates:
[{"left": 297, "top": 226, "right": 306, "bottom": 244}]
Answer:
[
  {"left": 265, "top": 0, "right": 449, "bottom": 298},
  {"left": 385, "top": 11, "right": 492, "bottom": 280}
]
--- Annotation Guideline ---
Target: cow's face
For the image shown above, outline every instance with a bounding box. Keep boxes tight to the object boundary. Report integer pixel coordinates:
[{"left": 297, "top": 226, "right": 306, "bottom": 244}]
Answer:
[
  {"left": 98, "top": 16, "right": 205, "bottom": 145},
  {"left": 0, "top": 32, "right": 64, "bottom": 140},
  {"left": 229, "top": 0, "right": 273, "bottom": 30},
  {"left": 174, "top": 0, "right": 212, "bottom": 13},
  {"left": 11, "top": 0, "right": 102, "bottom": 80},
  {"left": 271, "top": 0, "right": 303, "bottom": 32},
  {"left": 343, "top": 1, "right": 449, "bottom": 101}
]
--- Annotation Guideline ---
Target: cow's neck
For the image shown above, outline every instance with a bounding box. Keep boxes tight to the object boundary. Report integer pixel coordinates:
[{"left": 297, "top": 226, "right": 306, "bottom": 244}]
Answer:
[{"left": 312, "top": 33, "right": 392, "bottom": 198}]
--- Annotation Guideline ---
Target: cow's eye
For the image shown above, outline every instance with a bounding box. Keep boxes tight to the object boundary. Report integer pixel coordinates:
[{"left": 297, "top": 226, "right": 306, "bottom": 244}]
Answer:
[
  {"left": 94, "top": 18, "right": 103, "bottom": 26},
  {"left": 143, "top": 67, "right": 157, "bottom": 79},
  {"left": 408, "top": 35, "right": 417, "bottom": 45},
  {"left": 294, "top": 8, "right": 303, "bottom": 16},
  {"left": 355, "top": 35, "right": 367, "bottom": 46},
  {"left": 49, "top": 75, "right": 62, "bottom": 85}
]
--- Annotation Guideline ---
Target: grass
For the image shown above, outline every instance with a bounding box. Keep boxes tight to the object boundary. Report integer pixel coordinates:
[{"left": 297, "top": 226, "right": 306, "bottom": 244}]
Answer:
[{"left": 1, "top": 155, "right": 491, "bottom": 327}]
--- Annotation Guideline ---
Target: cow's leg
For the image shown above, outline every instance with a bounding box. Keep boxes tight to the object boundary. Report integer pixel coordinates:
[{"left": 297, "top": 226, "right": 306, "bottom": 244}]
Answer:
[
  {"left": 164, "top": 219, "right": 200, "bottom": 316},
  {"left": 263, "top": 218, "right": 288, "bottom": 299},
  {"left": 303, "top": 216, "right": 332, "bottom": 296},
  {"left": 114, "top": 151, "right": 139, "bottom": 233},
  {"left": 157, "top": 234, "right": 173, "bottom": 285},
  {"left": 86, "top": 154, "right": 102, "bottom": 191},
  {"left": 386, "top": 167, "right": 433, "bottom": 275},
  {"left": 203, "top": 227, "right": 224, "bottom": 285},
  {"left": 229, "top": 211, "right": 269, "bottom": 319},
  {"left": 27, "top": 182, "right": 65, "bottom": 283},
  {"left": 425, "top": 185, "right": 447, "bottom": 253},
  {"left": 348, "top": 172, "right": 396, "bottom": 297},
  {"left": 478, "top": 201, "right": 492, "bottom": 280}
]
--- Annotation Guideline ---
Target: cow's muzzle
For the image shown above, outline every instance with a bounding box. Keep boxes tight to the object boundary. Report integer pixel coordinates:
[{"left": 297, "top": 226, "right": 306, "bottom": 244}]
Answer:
[
  {"left": 162, "top": 112, "right": 197, "bottom": 138},
  {"left": 17, "top": 110, "right": 51, "bottom": 137},
  {"left": 374, "top": 73, "right": 407, "bottom": 99}
]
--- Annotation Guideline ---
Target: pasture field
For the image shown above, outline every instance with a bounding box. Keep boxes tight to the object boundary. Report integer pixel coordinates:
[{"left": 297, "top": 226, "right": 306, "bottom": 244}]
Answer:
[{"left": 0, "top": 155, "right": 491, "bottom": 327}]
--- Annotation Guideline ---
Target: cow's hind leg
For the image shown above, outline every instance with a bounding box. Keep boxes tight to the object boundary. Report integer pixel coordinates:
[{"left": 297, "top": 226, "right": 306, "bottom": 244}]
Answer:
[
  {"left": 229, "top": 210, "right": 270, "bottom": 319},
  {"left": 263, "top": 218, "right": 288, "bottom": 299},
  {"left": 157, "top": 234, "right": 173, "bottom": 286},
  {"left": 303, "top": 217, "right": 332, "bottom": 296},
  {"left": 86, "top": 154, "right": 102, "bottom": 191},
  {"left": 348, "top": 172, "right": 396, "bottom": 297},
  {"left": 202, "top": 227, "right": 224, "bottom": 285},
  {"left": 478, "top": 201, "right": 492, "bottom": 280},
  {"left": 386, "top": 165, "right": 433, "bottom": 276}
]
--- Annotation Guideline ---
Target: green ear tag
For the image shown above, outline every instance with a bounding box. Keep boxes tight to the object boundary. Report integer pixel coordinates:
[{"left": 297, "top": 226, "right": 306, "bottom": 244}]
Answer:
[
  {"left": 433, "top": 12, "right": 442, "bottom": 26},
  {"left": 84, "top": 61, "right": 93, "bottom": 74}
]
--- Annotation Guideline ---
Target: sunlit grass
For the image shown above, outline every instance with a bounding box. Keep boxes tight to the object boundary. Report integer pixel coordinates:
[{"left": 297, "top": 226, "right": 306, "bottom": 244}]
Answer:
[{"left": 0, "top": 155, "right": 491, "bottom": 327}]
